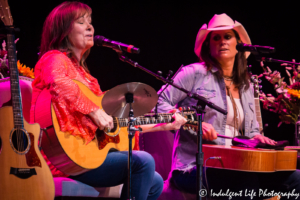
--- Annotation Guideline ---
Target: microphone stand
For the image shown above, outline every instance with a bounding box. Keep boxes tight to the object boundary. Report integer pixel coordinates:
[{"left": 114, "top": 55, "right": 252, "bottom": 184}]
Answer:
[
  {"left": 116, "top": 52, "right": 227, "bottom": 200},
  {"left": 111, "top": 47, "right": 139, "bottom": 200},
  {"left": 125, "top": 93, "right": 140, "bottom": 200},
  {"left": 154, "top": 65, "right": 184, "bottom": 119}
]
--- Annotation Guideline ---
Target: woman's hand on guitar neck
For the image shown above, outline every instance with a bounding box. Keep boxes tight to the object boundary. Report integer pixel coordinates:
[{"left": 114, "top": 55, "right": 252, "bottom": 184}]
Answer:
[
  {"left": 139, "top": 109, "right": 187, "bottom": 133},
  {"left": 88, "top": 108, "right": 114, "bottom": 130},
  {"left": 165, "top": 109, "right": 188, "bottom": 130},
  {"left": 202, "top": 122, "right": 218, "bottom": 141},
  {"left": 250, "top": 134, "right": 277, "bottom": 145}
]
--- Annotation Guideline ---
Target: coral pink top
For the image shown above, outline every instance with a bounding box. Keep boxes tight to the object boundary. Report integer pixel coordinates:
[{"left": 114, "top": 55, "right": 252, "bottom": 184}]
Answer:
[
  {"left": 30, "top": 50, "right": 140, "bottom": 177},
  {"left": 30, "top": 50, "right": 102, "bottom": 177}
]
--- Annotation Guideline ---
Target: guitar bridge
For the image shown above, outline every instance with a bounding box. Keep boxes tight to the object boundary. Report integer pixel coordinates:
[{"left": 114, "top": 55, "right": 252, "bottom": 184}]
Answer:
[{"left": 10, "top": 167, "right": 37, "bottom": 179}]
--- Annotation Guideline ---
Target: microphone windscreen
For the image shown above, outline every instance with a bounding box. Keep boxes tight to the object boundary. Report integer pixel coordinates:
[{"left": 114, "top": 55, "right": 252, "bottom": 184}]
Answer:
[
  {"left": 236, "top": 43, "right": 246, "bottom": 51},
  {"left": 94, "top": 35, "right": 105, "bottom": 46}
]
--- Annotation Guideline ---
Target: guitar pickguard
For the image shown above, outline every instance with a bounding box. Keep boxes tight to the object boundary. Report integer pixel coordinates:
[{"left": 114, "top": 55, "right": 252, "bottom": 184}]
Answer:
[
  {"left": 96, "top": 129, "right": 120, "bottom": 150},
  {"left": 25, "top": 132, "right": 41, "bottom": 167}
]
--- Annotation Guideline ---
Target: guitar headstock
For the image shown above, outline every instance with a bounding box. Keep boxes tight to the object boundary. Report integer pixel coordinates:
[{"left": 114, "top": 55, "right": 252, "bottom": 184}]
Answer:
[
  {"left": 179, "top": 107, "right": 198, "bottom": 131},
  {"left": 0, "top": 0, "right": 13, "bottom": 26},
  {"left": 251, "top": 74, "right": 261, "bottom": 98},
  {"left": 250, "top": 74, "right": 264, "bottom": 134},
  {"left": 183, "top": 122, "right": 198, "bottom": 131}
]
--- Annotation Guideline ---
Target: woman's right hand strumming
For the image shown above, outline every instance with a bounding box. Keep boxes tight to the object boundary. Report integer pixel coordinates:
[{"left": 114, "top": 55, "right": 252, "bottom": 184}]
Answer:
[{"left": 88, "top": 109, "right": 114, "bottom": 130}]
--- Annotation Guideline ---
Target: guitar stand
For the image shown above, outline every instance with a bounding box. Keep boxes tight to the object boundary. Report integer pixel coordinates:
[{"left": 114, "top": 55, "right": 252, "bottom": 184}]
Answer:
[{"left": 125, "top": 93, "right": 140, "bottom": 200}]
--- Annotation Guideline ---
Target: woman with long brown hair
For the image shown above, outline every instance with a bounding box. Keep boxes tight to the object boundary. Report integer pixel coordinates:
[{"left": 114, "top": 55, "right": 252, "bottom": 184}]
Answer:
[
  {"left": 30, "top": 2, "right": 186, "bottom": 200},
  {"left": 156, "top": 13, "right": 300, "bottom": 199}
]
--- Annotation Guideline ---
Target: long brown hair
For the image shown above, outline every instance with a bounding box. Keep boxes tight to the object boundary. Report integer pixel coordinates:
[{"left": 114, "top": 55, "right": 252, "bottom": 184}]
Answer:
[
  {"left": 199, "top": 29, "right": 250, "bottom": 90},
  {"left": 39, "top": 1, "right": 92, "bottom": 72}
]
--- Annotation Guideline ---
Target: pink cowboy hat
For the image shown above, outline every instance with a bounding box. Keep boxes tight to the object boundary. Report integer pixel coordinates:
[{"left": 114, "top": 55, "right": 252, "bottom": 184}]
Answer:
[{"left": 194, "top": 13, "right": 251, "bottom": 58}]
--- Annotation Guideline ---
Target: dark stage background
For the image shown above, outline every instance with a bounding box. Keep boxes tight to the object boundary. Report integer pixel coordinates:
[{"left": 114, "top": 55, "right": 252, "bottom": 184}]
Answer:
[{"left": 4, "top": 1, "right": 300, "bottom": 143}]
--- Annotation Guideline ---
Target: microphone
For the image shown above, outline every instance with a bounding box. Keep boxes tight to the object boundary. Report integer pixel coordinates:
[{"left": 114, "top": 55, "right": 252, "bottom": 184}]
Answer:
[
  {"left": 236, "top": 43, "right": 275, "bottom": 54},
  {"left": 94, "top": 35, "right": 140, "bottom": 54}
]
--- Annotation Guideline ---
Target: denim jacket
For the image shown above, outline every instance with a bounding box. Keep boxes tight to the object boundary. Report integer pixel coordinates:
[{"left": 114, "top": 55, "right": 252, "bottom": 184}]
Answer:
[{"left": 156, "top": 62, "right": 260, "bottom": 171}]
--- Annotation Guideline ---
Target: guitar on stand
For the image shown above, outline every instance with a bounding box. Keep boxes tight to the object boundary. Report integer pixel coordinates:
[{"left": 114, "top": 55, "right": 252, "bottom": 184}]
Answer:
[{"left": 0, "top": 0, "right": 55, "bottom": 199}]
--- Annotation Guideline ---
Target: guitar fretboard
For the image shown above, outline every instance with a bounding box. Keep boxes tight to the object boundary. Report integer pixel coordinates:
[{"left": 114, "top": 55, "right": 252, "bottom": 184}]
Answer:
[
  {"left": 116, "top": 113, "right": 188, "bottom": 127},
  {"left": 255, "top": 98, "right": 263, "bottom": 133},
  {"left": 7, "top": 33, "right": 24, "bottom": 128}
]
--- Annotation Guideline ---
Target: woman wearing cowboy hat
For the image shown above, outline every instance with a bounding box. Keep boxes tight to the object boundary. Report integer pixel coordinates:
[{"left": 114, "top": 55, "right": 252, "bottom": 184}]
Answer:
[{"left": 156, "top": 13, "right": 300, "bottom": 199}]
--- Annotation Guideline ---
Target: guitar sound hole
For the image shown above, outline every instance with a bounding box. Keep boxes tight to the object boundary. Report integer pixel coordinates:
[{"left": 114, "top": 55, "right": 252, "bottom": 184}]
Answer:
[
  {"left": 11, "top": 129, "right": 30, "bottom": 153},
  {"left": 111, "top": 117, "right": 118, "bottom": 132}
]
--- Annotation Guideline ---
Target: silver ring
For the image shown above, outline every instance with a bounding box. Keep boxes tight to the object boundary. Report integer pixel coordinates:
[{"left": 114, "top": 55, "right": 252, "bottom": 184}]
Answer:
[{"left": 107, "top": 127, "right": 111, "bottom": 133}]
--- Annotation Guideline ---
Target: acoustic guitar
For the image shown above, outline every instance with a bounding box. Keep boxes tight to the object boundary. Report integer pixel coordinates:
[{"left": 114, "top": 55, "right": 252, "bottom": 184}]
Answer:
[
  {"left": 34, "top": 80, "right": 196, "bottom": 176},
  {"left": 0, "top": 1, "right": 55, "bottom": 199}
]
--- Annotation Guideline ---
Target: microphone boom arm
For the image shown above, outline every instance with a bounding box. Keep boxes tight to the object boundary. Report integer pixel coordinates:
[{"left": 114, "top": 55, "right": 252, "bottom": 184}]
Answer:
[
  {"left": 258, "top": 56, "right": 300, "bottom": 65},
  {"left": 117, "top": 51, "right": 227, "bottom": 115}
]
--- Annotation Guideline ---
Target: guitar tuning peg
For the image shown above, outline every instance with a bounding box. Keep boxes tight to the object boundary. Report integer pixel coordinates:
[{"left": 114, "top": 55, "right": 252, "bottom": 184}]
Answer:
[
  {"left": 192, "top": 127, "right": 195, "bottom": 131},
  {"left": 259, "top": 85, "right": 262, "bottom": 89},
  {"left": 179, "top": 107, "right": 183, "bottom": 111},
  {"left": 258, "top": 79, "right": 262, "bottom": 83},
  {"left": 193, "top": 121, "right": 198, "bottom": 125},
  {"left": 157, "top": 71, "right": 163, "bottom": 76},
  {"left": 187, "top": 107, "right": 191, "bottom": 110},
  {"left": 188, "top": 126, "right": 191, "bottom": 130},
  {"left": 183, "top": 126, "right": 188, "bottom": 130}
]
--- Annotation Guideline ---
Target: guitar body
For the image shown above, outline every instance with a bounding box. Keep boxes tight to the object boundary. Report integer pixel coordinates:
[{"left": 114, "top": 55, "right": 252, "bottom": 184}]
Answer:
[
  {"left": 34, "top": 80, "right": 134, "bottom": 175},
  {"left": 203, "top": 144, "right": 297, "bottom": 172},
  {"left": 0, "top": 107, "right": 55, "bottom": 200}
]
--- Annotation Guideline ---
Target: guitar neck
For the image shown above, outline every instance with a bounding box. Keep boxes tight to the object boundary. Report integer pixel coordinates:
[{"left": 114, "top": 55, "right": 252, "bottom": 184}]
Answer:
[
  {"left": 7, "top": 33, "right": 24, "bottom": 128},
  {"left": 117, "top": 112, "right": 188, "bottom": 127},
  {"left": 251, "top": 75, "right": 263, "bottom": 134},
  {"left": 255, "top": 98, "right": 263, "bottom": 133}
]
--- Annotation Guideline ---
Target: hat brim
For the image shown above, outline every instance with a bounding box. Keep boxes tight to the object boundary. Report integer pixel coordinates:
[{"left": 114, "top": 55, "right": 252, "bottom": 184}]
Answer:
[{"left": 194, "top": 22, "right": 251, "bottom": 58}]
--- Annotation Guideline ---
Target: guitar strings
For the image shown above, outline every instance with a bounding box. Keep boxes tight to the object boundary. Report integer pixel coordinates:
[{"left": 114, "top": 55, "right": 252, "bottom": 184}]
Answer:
[
  {"left": 113, "top": 112, "right": 194, "bottom": 127},
  {"left": 116, "top": 114, "right": 173, "bottom": 125}
]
